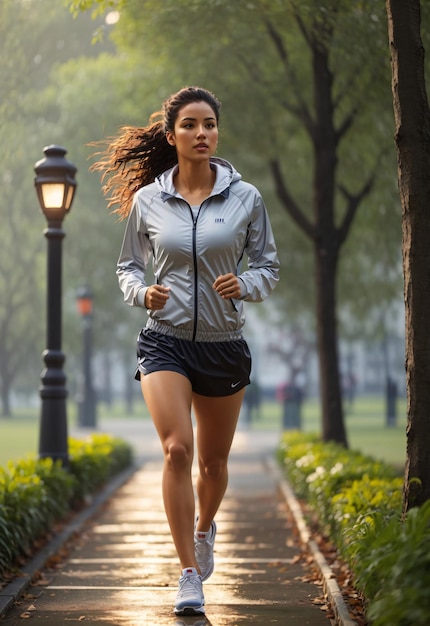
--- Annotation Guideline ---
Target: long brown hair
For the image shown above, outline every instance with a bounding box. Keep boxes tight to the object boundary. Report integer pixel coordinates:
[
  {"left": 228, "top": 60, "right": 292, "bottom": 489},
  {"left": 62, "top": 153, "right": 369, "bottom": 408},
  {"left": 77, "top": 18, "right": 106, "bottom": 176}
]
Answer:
[{"left": 91, "top": 86, "right": 221, "bottom": 220}]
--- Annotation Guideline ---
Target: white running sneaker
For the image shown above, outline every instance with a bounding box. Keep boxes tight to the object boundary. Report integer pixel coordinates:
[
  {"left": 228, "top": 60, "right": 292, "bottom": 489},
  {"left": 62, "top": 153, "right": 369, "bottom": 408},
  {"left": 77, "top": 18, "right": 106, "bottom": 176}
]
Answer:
[
  {"left": 174, "top": 567, "right": 205, "bottom": 616},
  {"left": 194, "top": 520, "right": 217, "bottom": 582}
]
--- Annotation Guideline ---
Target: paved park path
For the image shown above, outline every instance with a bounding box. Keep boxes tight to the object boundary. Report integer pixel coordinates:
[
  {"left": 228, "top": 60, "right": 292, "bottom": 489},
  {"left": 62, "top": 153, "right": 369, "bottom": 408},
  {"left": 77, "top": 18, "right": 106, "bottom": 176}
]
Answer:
[{"left": 0, "top": 419, "right": 340, "bottom": 625}]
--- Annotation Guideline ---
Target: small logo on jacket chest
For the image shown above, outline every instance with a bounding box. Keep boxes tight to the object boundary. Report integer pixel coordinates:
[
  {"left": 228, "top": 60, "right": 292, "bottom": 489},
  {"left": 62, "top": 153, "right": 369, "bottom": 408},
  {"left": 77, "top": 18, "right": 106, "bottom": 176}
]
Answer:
[{"left": 214, "top": 218, "right": 225, "bottom": 223}]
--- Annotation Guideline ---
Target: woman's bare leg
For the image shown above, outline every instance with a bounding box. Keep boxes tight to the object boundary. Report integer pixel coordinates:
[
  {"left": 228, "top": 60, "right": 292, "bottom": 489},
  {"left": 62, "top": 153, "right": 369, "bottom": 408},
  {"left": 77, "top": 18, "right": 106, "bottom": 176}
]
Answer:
[
  {"left": 141, "top": 371, "right": 198, "bottom": 571},
  {"left": 193, "top": 389, "right": 245, "bottom": 531}
]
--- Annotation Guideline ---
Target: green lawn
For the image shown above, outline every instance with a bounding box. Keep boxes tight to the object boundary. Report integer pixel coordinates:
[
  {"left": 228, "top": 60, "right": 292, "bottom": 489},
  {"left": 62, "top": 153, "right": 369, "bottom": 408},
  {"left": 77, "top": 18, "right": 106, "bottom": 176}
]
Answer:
[
  {"left": 306, "top": 395, "right": 407, "bottom": 467},
  {"left": 249, "top": 394, "right": 407, "bottom": 467},
  {"left": 0, "top": 395, "right": 407, "bottom": 468},
  {"left": 0, "top": 416, "right": 40, "bottom": 466},
  {"left": 0, "top": 403, "right": 151, "bottom": 467}
]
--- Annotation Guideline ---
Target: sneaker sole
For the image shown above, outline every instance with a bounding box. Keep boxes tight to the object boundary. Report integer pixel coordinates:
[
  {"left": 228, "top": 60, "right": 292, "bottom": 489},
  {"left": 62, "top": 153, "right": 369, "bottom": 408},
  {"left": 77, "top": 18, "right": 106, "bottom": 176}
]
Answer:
[{"left": 174, "top": 606, "right": 205, "bottom": 616}]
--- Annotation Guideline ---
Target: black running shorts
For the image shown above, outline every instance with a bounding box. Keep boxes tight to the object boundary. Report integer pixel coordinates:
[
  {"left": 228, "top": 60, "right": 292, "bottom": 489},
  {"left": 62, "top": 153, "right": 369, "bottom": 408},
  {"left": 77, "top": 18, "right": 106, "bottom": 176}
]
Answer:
[{"left": 135, "top": 329, "right": 252, "bottom": 397}]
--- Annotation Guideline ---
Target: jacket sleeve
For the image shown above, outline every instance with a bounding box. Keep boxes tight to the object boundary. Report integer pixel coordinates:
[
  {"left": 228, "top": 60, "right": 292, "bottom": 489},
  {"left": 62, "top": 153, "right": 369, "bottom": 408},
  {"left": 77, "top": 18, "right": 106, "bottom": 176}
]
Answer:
[
  {"left": 116, "top": 195, "right": 151, "bottom": 307},
  {"left": 238, "top": 191, "right": 280, "bottom": 302}
]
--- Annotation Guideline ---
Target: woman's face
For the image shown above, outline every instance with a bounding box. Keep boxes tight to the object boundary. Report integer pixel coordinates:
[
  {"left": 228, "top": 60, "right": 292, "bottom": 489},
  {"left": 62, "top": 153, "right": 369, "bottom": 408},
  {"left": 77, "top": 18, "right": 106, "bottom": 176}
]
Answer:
[{"left": 166, "top": 100, "right": 218, "bottom": 163}]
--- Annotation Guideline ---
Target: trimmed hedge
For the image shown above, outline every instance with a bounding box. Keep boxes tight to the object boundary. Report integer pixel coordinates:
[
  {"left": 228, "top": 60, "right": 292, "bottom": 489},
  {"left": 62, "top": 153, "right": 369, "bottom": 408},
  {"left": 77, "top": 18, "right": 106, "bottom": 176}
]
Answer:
[
  {"left": 278, "top": 431, "right": 430, "bottom": 626},
  {"left": 68, "top": 434, "right": 133, "bottom": 501},
  {"left": 0, "top": 433, "right": 133, "bottom": 580}
]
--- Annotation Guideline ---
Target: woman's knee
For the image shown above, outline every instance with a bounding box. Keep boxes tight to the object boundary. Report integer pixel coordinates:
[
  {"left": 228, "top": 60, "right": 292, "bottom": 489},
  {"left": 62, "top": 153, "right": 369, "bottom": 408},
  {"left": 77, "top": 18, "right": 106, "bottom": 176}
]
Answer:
[
  {"left": 165, "top": 441, "right": 193, "bottom": 470},
  {"left": 200, "top": 457, "right": 228, "bottom": 481}
]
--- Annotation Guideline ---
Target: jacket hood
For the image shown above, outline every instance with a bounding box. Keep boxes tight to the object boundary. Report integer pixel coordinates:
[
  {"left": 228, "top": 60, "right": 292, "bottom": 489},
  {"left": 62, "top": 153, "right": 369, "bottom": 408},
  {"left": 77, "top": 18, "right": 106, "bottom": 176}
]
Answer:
[{"left": 156, "top": 157, "right": 242, "bottom": 201}]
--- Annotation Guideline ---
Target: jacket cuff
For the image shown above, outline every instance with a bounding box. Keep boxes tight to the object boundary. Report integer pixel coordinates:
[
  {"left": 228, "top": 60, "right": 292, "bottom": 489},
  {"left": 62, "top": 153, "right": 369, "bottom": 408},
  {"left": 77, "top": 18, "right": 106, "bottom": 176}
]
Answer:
[
  {"left": 237, "top": 277, "right": 246, "bottom": 299},
  {"left": 137, "top": 287, "right": 148, "bottom": 307}
]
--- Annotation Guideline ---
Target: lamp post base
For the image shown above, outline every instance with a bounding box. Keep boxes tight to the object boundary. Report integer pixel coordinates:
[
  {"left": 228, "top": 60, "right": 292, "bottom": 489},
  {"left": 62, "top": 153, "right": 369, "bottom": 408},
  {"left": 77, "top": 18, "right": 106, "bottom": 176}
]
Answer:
[{"left": 38, "top": 350, "right": 69, "bottom": 467}]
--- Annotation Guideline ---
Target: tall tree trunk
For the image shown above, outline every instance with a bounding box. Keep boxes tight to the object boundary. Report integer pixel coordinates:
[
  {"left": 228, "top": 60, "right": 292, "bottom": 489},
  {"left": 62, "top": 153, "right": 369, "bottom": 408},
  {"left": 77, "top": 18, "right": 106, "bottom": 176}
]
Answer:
[
  {"left": 0, "top": 356, "right": 12, "bottom": 417},
  {"left": 386, "top": 0, "right": 430, "bottom": 512},
  {"left": 312, "top": 32, "right": 348, "bottom": 446},
  {"left": 315, "top": 246, "right": 345, "bottom": 443},
  {"left": 0, "top": 383, "right": 11, "bottom": 417}
]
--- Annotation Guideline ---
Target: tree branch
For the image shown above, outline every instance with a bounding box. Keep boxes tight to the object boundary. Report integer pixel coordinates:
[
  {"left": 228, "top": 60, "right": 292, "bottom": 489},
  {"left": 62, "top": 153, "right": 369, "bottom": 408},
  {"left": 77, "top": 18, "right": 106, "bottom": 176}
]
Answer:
[
  {"left": 337, "top": 174, "right": 375, "bottom": 246},
  {"left": 336, "top": 106, "right": 357, "bottom": 142},
  {"left": 264, "top": 18, "right": 315, "bottom": 137},
  {"left": 270, "top": 159, "right": 316, "bottom": 240},
  {"left": 291, "top": 4, "right": 313, "bottom": 48},
  {"left": 337, "top": 144, "right": 390, "bottom": 246},
  {"left": 264, "top": 16, "right": 288, "bottom": 65}
]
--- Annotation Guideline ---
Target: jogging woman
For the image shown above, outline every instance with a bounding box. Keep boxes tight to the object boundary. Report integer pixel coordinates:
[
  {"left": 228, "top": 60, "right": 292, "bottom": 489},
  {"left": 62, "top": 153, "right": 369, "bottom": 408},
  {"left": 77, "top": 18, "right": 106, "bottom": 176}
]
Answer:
[{"left": 93, "top": 86, "right": 279, "bottom": 616}]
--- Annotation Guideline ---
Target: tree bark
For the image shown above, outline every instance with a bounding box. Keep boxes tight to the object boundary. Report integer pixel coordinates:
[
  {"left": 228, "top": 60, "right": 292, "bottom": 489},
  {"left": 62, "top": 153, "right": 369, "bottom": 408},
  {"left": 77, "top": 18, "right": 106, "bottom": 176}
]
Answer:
[{"left": 386, "top": 0, "right": 430, "bottom": 512}]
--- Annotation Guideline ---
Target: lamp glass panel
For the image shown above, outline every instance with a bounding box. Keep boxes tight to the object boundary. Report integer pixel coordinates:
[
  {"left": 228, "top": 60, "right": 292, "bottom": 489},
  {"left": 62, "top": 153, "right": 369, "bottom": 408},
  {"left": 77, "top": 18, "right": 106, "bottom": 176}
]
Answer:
[
  {"left": 65, "top": 185, "right": 75, "bottom": 211},
  {"left": 41, "top": 183, "right": 65, "bottom": 209}
]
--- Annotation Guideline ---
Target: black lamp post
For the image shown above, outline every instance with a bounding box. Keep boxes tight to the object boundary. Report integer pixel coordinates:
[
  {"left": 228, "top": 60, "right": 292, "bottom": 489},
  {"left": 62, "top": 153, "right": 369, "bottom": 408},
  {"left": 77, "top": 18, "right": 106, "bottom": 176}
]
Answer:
[
  {"left": 76, "top": 286, "right": 97, "bottom": 428},
  {"left": 34, "top": 145, "right": 77, "bottom": 465}
]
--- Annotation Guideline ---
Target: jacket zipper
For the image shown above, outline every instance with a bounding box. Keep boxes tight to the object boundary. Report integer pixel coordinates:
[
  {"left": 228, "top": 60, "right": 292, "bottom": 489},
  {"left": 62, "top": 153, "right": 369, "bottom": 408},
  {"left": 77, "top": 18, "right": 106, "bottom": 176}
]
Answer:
[{"left": 188, "top": 203, "right": 203, "bottom": 341}]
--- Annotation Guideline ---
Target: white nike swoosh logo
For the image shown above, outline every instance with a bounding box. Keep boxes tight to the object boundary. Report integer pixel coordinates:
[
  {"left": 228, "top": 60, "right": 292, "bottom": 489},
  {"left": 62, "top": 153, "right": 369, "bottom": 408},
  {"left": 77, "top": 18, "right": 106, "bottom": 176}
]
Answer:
[{"left": 231, "top": 381, "right": 241, "bottom": 388}]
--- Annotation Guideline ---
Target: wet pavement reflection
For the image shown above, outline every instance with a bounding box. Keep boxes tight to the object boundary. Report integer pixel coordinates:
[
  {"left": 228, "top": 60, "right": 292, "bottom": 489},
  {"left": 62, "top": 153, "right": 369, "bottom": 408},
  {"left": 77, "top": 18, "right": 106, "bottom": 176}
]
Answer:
[{"left": 1, "top": 427, "right": 329, "bottom": 625}]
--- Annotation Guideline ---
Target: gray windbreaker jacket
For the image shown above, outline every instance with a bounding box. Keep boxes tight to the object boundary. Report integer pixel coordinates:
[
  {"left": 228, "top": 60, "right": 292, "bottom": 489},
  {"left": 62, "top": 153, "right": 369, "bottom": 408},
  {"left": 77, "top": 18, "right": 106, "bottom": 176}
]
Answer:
[{"left": 117, "top": 157, "right": 279, "bottom": 342}]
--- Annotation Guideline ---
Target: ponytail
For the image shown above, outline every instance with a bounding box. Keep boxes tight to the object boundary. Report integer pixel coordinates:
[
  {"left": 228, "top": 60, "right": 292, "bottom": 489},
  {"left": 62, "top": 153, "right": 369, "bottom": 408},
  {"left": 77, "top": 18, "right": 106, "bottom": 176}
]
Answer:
[{"left": 90, "top": 112, "right": 177, "bottom": 220}]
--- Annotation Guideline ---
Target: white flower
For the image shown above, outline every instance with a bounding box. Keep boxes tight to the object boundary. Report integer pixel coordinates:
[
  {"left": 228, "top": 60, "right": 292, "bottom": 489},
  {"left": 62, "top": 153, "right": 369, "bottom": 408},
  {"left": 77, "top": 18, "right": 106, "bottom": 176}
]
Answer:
[
  {"left": 296, "top": 454, "right": 314, "bottom": 468},
  {"left": 307, "top": 466, "right": 325, "bottom": 483},
  {"left": 330, "top": 462, "right": 344, "bottom": 475}
]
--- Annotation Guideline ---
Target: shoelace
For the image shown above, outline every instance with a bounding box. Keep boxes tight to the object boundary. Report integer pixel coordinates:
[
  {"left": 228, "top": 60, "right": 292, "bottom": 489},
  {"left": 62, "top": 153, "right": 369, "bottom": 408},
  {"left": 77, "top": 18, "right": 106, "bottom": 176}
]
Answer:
[{"left": 178, "top": 573, "right": 202, "bottom": 597}]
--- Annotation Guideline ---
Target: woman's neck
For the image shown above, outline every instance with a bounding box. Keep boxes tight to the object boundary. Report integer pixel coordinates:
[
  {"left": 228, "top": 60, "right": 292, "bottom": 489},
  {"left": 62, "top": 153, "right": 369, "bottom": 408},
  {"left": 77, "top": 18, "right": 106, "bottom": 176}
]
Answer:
[{"left": 173, "top": 160, "right": 216, "bottom": 205}]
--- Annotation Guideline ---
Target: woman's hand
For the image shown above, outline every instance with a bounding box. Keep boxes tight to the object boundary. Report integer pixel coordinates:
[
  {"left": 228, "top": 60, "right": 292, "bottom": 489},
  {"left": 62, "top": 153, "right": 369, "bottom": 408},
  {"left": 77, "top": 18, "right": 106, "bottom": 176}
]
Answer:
[
  {"left": 213, "top": 273, "right": 241, "bottom": 299},
  {"left": 144, "top": 285, "right": 170, "bottom": 310}
]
